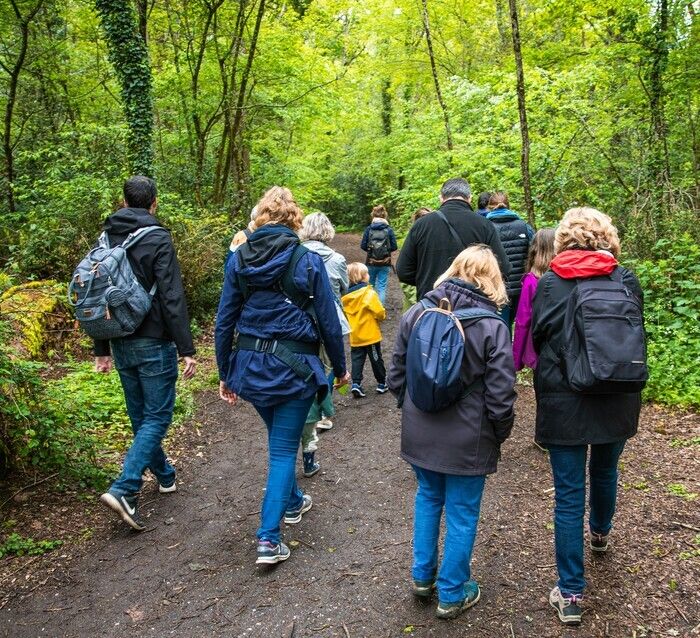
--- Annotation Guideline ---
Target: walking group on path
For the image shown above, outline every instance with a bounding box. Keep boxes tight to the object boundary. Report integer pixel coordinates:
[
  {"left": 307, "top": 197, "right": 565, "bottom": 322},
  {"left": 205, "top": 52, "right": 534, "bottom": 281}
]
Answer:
[{"left": 72, "top": 175, "right": 647, "bottom": 628}]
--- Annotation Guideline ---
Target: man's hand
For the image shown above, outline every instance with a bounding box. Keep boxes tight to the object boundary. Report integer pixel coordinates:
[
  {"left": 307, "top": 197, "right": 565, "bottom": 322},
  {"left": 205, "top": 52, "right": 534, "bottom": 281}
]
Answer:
[
  {"left": 334, "top": 371, "right": 351, "bottom": 388},
  {"left": 219, "top": 381, "right": 238, "bottom": 405},
  {"left": 95, "top": 356, "right": 112, "bottom": 373},
  {"left": 181, "top": 357, "right": 197, "bottom": 380}
]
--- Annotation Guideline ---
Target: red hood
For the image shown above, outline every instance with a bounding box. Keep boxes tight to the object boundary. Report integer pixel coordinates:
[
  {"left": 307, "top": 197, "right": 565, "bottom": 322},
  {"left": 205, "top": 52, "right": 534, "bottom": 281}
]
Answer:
[{"left": 550, "top": 250, "right": 618, "bottom": 279}]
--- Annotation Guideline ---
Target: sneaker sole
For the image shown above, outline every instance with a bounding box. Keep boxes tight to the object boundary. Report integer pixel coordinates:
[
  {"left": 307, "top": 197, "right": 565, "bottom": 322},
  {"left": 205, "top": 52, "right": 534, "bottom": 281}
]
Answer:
[
  {"left": 376, "top": 388, "right": 389, "bottom": 394},
  {"left": 100, "top": 493, "right": 145, "bottom": 531},
  {"left": 316, "top": 424, "right": 333, "bottom": 431},
  {"left": 549, "top": 596, "right": 582, "bottom": 624},
  {"left": 303, "top": 466, "right": 320, "bottom": 478},
  {"left": 351, "top": 392, "right": 365, "bottom": 398},
  {"left": 413, "top": 584, "right": 435, "bottom": 599},
  {"left": 436, "top": 588, "right": 481, "bottom": 619},
  {"left": 284, "top": 500, "right": 313, "bottom": 524},
  {"left": 159, "top": 483, "right": 177, "bottom": 494},
  {"left": 590, "top": 543, "right": 608, "bottom": 553},
  {"left": 256, "top": 552, "right": 291, "bottom": 565}
]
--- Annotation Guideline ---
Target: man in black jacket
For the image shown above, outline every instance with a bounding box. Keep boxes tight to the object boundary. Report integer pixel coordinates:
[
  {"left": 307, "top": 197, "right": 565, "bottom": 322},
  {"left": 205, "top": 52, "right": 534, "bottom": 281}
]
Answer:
[
  {"left": 396, "top": 178, "right": 511, "bottom": 300},
  {"left": 96, "top": 176, "right": 196, "bottom": 531}
]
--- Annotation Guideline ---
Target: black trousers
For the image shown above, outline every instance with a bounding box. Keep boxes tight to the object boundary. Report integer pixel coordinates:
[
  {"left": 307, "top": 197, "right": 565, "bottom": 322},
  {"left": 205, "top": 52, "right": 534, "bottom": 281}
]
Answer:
[{"left": 351, "top": 343, "right": 386, "bottom": 386}]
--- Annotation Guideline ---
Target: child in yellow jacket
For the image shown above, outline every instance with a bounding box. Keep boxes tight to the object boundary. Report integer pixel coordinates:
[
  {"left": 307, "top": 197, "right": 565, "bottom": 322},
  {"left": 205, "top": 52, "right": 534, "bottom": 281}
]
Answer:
[{"left": 342, "top": 262, "right": 387, "bottom": 398}]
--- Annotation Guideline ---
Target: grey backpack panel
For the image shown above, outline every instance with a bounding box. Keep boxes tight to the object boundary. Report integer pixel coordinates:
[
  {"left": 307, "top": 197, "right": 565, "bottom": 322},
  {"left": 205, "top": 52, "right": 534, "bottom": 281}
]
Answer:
[{"left": 68, "top": 226, "right": 162, "bottom": 340}]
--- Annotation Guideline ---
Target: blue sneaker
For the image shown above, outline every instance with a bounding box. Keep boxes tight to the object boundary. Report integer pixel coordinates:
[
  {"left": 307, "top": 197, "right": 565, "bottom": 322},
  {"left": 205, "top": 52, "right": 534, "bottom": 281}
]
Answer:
[
  {"left": 376, "top": 383, "right": 389, "bottom": 394},
  {"left": 351, "top": 384, "right": 366, "bottom": 398},
  {"left": 256, "top": 540, "right": 291, "bottom": 565},
  {"left": 284, "top": 494, "right": 313, "bottom": 524},
  {"left": 549, "top": 586, "right": 582, "bottom": 624},
  {"left": 436, "top": 581, "right": 481, "bottom": 619}
]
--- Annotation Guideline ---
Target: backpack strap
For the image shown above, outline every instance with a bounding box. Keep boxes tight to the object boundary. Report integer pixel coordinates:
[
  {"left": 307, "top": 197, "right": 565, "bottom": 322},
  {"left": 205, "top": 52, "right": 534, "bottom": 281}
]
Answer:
[
  {"left": 119, "top": 226, "right": 163, "bottom": 297},
  {"left": 436, "top": 210, "right": 464, "bottom": 251},
  {"left": 453, "top": 307, "right": 508, "bottom": 326}
]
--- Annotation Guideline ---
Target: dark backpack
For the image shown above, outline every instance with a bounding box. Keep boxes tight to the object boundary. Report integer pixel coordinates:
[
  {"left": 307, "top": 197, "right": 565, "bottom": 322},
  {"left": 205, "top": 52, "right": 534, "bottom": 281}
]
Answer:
[
  {"left": 68, "top": 227, "right": 162, "bottom": 340},
  {"left": 367, "top": 226, "right": 392, "bottom": 264},
  {"left": 560, "top": 268, "right": 648, "bottom": 393},
  {"left": 405, "top": 298, "right": 504, "bottom": 413}
]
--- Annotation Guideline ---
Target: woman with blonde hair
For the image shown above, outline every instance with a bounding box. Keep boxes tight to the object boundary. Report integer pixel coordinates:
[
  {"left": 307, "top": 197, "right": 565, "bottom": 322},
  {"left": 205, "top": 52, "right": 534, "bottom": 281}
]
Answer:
[
  {"left": 215, "top": 186, "right": 350, "bottom": 566},
  {"left": 531, "top": 207, "right": 644, "bottom": 625},
  {"left": 388, "top": 244, "right": 516, "bottom": 620}
]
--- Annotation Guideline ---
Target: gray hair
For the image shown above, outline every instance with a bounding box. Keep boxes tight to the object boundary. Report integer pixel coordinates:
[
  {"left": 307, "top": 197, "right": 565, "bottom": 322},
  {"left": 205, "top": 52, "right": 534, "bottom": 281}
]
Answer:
[
  {"left": 250, "top": 205, "right": 259, "bottom": 222},
  {"left": 299, "top": 212, "right": 335, "bottom": 243},
  {"left": 440, "top": 178, "right": 471, "bottom": 201}
]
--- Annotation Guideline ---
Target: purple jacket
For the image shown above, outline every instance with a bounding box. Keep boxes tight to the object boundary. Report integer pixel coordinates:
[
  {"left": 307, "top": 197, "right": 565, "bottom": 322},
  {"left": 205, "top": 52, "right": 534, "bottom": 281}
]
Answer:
[
  {"left": 387, "top": 279, "right": 516, "bottom": 476},
  {"left": 512, "top": 272, "right": 539, "bottom": 370}
]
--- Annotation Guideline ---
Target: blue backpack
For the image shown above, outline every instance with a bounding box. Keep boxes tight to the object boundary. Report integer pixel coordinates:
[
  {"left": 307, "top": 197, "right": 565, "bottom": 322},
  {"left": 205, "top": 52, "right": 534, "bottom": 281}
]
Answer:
[
  {"left": 68, "top": 226, "right": 162, "bottom": 340},
  {"left": 405, "top": 298, "right": 504, "bottom": 413}
]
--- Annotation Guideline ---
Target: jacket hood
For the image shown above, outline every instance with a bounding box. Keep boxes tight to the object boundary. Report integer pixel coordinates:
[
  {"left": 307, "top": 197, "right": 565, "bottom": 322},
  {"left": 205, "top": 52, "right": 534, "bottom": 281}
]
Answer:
[
  {"left": 236, "top": 224, "right": 299, "bottom": 287},
  {"left": 424, "top": 278, "right": 497, "bottom": 313},
  {"left": 550, "top": 249, "right": 618, "bottom": 279},
  {"left": 104, "top": 208, "right": 165, "bottom": 235},
  {"left": 486, "top": 208, "right": 522, "bottom": 222},
  {"left": 342, "top": 283, "right": 373, "bottom": 312},
  {"left": 303, "top": 240, "right": 334, "bottom": 262},
  {"left": 370, "top": 219, "right": 389, "bottom": 228}
]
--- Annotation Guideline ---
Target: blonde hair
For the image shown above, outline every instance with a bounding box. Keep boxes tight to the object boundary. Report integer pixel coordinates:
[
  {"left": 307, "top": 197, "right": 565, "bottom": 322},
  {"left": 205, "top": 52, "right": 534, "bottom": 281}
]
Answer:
[
  {"left": 526, "top": 227, "right": 556, "bottom": 277},
  {"left": 254, "top": 186, "right": 304, "bottom": 231},
  {"left": 299, "top": 212, "right": 335, "bottom": 243},
  {"left": 555, "top": 207, "right": 621, "bottom": 257},
  {"left": 371, "top": 204, "right": 388, "bottom": 220},
  {"left": 434, "top": 245, "right": 508, "bottom": 308},
  {"left": 347, "top": 262, "right": 369, "bottom": 286}
]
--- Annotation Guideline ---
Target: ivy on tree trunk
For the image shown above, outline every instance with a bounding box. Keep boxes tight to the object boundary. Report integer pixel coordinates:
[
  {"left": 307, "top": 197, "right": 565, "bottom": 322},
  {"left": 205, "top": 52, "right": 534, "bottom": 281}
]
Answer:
[{"left": 95, "top": 0, "right": 154, "bottom": 176}]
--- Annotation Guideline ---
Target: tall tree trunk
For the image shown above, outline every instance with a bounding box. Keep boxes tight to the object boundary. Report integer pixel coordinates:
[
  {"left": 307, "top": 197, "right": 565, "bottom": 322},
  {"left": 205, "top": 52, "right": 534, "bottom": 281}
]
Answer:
[
  {"left": 507, "top": 0, "right": 534, "bottom": 225},
  {"left": 648, "top": 0, "right": 671, "bottom": 195},
  {"left": 3, "top": 0, "right": 45, "bottom": 215},
  {"left": 95, "top": 0, "right": 154, "bottom": 176},
  {"left": 421, "top": 0, "right": 453, "bottom": 152},
  {"left": 135, "top": 0, "right": 148, "bottom": 44}
]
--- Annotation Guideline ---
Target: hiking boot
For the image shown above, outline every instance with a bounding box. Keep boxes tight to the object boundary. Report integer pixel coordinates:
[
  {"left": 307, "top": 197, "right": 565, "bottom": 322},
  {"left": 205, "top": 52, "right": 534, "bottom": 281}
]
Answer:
[
  {"left": 256, "top": 540, "right": 291, "bottom": 565},
  {"left": 549, "top": 586, "right": 582, "bottom": 624},
  {"left": 158, "top": 481, "right": 177, "bottom": 494},
  {"left": 351, "top": 384, "right": 366, "bottom": 398},
  {"left": 436, "top": 581, "right": 481, "bottom": 619},
  {"left": 376, "top": 383, "right": 389, "bottom": 394},
  {"left": 413, "top": 578, "right": 436, "bottom": 599},
  {"left": 590, "top": 531, "right": 609, "bottom": 553},
  {"left": 316, "top": 417, "right": 333, "bottom": 431},
  {"left": 100, "top": 492, "right": 146, "bottom": 531},
  {"left": 302, "top": 452, "right": 320, "bottom": 478},
  {"left": 284, "top": 494, "right": 313, "bottom": 524}
]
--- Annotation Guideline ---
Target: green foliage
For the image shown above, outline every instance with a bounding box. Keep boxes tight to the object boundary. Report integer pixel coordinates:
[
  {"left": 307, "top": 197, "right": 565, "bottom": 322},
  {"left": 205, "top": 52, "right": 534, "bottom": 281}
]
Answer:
[
  {"left": 630, "top": 235, "right": 700, "bottom": 408},
  {"left": 0, "top": 533, "right": 62, "bottom": 558},
  {"left": 667, "top": 483, "right": 698, "bottom": 501}
]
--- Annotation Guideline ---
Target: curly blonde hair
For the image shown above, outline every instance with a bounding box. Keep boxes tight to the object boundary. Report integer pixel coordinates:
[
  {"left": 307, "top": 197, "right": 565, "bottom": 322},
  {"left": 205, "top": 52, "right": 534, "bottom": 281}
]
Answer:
[
  {"left": 434, "top": 245, "right": 508, "bottom": 308},
  {"left": 347, "top": 262, "right": 369, "bottom": 286},
  {"left": 555, "top": 207, "right": 621, "bottom": 257},
  {"left": 254, "top": 186, "right": 304, "bottom": 231}
]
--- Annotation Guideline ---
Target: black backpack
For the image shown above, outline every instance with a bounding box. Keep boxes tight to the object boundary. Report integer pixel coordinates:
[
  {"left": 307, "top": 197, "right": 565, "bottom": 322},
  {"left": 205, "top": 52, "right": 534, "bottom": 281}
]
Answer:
[
  {"left": 367, "top": 227, "right": 392, "bottom": 265},
  {"left": 560, "top": 268, "right": 648, "bottom": 393}
]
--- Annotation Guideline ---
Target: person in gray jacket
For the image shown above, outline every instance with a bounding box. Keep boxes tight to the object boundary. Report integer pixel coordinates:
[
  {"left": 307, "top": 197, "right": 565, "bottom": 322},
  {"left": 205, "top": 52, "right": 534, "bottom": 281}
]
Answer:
[{"left": 387, "top": 245, "right": 516, "bottom": 620}]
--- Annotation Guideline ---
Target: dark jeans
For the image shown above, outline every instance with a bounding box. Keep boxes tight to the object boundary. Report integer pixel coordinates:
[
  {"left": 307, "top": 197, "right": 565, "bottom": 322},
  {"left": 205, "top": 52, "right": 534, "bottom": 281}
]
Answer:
[
  {"left": 110, "top": 338, "right": 178, "bottom": 497},
  {"left": 255, "top": 395, "right": 314, "bottom": 544},
  {"left": 548, "top": 441, "right": 627, "bottom": 596},
  {"left": 412, "top": 466, "right": 486, "bottom": 604},
  {"left": 351, "top": 343, "right": 386, "bottom": 386}
]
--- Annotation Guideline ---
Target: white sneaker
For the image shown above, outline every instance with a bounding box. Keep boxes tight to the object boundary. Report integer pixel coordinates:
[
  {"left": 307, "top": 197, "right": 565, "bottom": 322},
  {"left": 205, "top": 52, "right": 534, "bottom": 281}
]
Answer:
[
  {"left": 316, "top": 417, "right": 333, "bottom": 431},
  {"left": 159, "top": 482, "right": 177, "bottom": 494}
]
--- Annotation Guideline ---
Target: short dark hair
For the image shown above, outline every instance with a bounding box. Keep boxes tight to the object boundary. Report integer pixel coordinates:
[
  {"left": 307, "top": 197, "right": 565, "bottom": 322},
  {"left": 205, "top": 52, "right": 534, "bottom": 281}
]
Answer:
[
  {"left": 123, "top": 176, "right": 157, "bottom": 209},
  {"left": 440, "top": 178, "right": 471, "bottom": 201},
  {"left": 477, "top": 192, "right": 492, "bottom": 210}
]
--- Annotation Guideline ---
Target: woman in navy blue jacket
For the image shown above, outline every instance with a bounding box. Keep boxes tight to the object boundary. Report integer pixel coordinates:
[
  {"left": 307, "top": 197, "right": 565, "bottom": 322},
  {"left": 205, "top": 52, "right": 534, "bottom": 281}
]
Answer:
[{"left": 215, "top": 186, "right": 350, "bottom": 566}]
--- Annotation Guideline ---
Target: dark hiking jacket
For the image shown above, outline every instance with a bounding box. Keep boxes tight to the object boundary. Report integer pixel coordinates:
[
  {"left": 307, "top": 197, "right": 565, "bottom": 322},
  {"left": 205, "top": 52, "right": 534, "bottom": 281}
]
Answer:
[
  {"left": 486, "top": 208, "right": 534, "bottom": 298},
  {"left": 360, "top": 219, "right": 398, "bottom": 266},
  {"left": 214, "top": 224, "right": 346, "bottom": 407},
  {"left": 396, "top": 199, "right": 511, "bottom": 300},
  {"left": 387, "top": 279, "right": 516, "bottom": 476},
  {"left": 93, "top": 208, "right": 195, "bottom": 357},
  {"left": 531, "top": 250, "right": 643, "bottom": 446}
]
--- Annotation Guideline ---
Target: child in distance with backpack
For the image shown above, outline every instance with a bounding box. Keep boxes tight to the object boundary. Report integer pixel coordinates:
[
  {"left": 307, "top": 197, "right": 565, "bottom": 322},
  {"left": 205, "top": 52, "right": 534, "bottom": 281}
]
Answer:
[
  {"left": 360, "top": 205, "right": 398, "bottom": 305},
  {"left": 387, "top": 245, "right": 516, "bottom": 620},
  {"left": 342, "top": 262, "right": 388, "bottom": 398}
]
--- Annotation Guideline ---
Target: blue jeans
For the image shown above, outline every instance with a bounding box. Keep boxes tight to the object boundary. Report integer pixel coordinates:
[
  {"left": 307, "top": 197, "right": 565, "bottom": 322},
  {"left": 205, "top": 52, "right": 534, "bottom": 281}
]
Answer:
[
  {"left": 368, "top": 265, "right": 390, "bottom": 306},
  {"left": 412, "top": 466, "right": 486, "bottom": 604},
  {"left": 255, "top": 395, "right": 314, "bottom": 544},
  {"left": 548, "top": 442, "right": 626, "bottom": 596},
  {"left": 110, "top": 338, "right": 178, "bottom": 496}
]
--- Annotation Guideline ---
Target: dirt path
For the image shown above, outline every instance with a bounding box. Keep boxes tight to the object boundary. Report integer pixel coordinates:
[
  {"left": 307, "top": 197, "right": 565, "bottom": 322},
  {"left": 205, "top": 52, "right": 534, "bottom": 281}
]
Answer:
[{"left": 1, "top": 234, "right": 699, "bottom": 638}]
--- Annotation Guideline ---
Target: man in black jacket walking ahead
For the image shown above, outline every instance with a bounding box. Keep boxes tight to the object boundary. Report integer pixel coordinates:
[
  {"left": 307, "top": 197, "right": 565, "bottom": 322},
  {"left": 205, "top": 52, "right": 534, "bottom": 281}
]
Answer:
[
  {"left": 396, "top": 178, "right": 511, "bottom": 300},
  {"left": 96, "top": 176, "right": 196, "bottom": 531}
]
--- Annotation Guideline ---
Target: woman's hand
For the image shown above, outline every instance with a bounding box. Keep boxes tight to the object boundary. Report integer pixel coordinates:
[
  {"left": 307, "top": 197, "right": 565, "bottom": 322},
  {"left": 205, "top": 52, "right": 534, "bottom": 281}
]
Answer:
[
  {"left": 219, "top": 381, "right": 238, "bottom": 405},
  {"left": 333, "top": 371, "right": 351, "bottom": 388}
]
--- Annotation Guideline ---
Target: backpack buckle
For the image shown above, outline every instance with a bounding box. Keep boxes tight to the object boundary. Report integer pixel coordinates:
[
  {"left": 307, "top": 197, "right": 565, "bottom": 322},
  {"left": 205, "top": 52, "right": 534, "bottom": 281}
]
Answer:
[{"left": 255, "top": 338, "right": 278, "bottom": 354}]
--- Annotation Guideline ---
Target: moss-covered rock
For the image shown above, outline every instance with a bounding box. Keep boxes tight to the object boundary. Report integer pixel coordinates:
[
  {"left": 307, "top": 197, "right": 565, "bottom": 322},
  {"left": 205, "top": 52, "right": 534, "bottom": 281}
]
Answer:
[{"left": 0, "top": 281, "right": 72, "bottom": 359}]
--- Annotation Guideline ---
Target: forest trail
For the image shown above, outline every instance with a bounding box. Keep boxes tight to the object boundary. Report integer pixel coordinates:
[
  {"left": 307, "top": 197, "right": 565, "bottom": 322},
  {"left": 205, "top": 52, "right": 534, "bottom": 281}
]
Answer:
[{"left": 1, "top": 235, "right": 698, "bottom": 638}]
